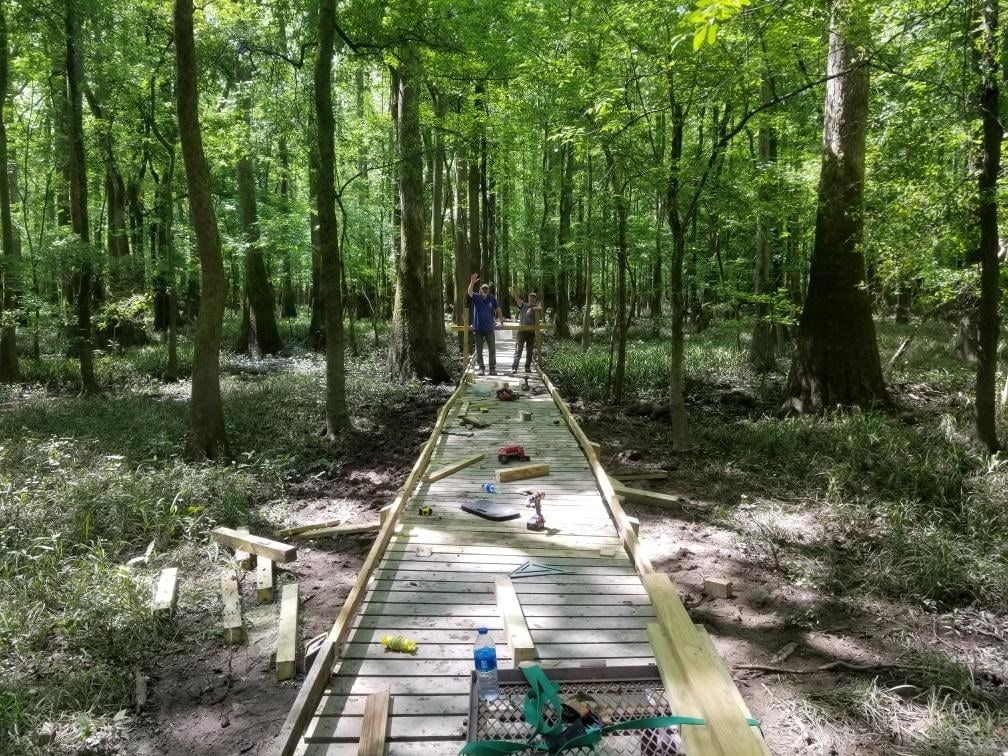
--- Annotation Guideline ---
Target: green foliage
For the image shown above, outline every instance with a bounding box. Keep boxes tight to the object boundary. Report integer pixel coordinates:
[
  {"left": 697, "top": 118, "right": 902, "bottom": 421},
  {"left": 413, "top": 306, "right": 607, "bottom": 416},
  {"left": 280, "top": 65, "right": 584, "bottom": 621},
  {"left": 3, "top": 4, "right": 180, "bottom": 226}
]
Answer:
[{"left": 685, "top": 0, "right": 752, "bottom": 50}]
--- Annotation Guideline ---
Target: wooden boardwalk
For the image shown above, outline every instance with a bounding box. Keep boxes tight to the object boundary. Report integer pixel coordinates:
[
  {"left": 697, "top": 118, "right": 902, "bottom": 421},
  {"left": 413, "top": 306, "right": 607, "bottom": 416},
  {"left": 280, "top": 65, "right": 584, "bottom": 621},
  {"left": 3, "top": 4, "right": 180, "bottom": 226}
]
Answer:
[{"left": 279, "top": 329, "right": 768, "bottom": 756}]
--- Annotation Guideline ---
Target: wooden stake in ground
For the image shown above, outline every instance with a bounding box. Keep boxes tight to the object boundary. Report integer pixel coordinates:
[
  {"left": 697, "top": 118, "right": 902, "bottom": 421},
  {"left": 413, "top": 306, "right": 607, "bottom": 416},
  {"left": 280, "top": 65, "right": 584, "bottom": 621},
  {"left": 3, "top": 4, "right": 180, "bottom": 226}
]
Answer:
[
  {"left": 220, "top": 571, "right": 244, "bottom": 644},
  {"left": 276, "top": 582, "right": 299, "bottom": 681},
  {"left": 256, "top": 557, "right": 275, "bottom": 603},
  {"left": 233, "top": 525, "right": 253, "bottom": 570},
  {"left": 151, "top": 567, "right": 179, "bottom": 618}
]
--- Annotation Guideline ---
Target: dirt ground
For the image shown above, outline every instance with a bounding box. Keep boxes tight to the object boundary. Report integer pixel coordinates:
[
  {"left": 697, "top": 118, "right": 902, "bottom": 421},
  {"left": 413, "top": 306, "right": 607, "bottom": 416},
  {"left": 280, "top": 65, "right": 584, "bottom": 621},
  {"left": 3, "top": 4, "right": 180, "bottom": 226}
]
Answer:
[{"left": 125, "top": 387, "right": 1006, "bottom": 756}]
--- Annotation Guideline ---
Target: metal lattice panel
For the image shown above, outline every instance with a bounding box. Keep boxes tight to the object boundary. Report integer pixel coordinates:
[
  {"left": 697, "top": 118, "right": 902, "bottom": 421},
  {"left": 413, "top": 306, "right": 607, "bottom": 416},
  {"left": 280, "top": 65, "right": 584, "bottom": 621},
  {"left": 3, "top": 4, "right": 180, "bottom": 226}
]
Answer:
[{"left": 468, "top": 667, "right": 685, "bottom": 755}]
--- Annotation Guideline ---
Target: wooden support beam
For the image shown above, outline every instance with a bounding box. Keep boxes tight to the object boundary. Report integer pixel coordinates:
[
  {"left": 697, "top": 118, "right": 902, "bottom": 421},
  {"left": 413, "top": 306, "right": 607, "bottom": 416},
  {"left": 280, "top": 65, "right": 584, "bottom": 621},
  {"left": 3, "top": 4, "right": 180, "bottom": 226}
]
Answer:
[
  {"left": 628, "top": 516, "right": 640, "bottom": 536},
  {"left": 379, "top": 504, "right": 394, "bottom": 526},
  {"left": 151, "top": 567, "right": 179, "bottom": 618},
  {"left": 588, "top": 441, "right": 601, "bottom": 459},
  {"left": 275, "top": 519, "right": 341, "bottom": 538},
  {"left": 212, "top": 527, "right": 297, "bottom": 564},
  {"left": 643, "top": 573, "right": 768, "bottom": 756},
  {"left": 456, "top": 401, "right": 470, "bottom": 418},
  {"left": 276, "top": 582, "right": 299, "bottom": 681},
  {"left": 494, "top": 462, "right": 549, "bottom": 483},
  {"left": 291, "top": 522, "right": 380, "bottom": 540},
  {"left": 221, "top": 571, "right": 244, "bottom": 644},
  {"left": 424, "top": 453, "right": 485, "bottom": 483},
  {"left": 494, "top": 576, "right": 538, "bottom": 665},
  {"left": 356, "top": 690, "right": 390, "bottom": 756},
  {"left": 233, "top": 525, "right": 253, "bottom": 570},
  {"left": 257, "top": 558, "right": 275, "bottom": 603},
  {"left": 608, "top": 478, "right": 682, "bottom": 510}
]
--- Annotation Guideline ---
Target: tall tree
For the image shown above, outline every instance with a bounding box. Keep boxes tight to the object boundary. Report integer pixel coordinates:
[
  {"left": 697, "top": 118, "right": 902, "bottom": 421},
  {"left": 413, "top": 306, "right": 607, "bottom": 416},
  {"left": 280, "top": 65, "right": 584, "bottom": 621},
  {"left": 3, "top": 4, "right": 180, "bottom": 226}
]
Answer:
[
  {"left": 785, "top": 1, "right": 888, "bottom": 411},
  {"left": 314, "top": 0, "right": 349, "bottom": 437},
  {"left": 973, "top": 0, "right": 1001, "bottom": 452},
  {"left": 387, "top": 47, "right": 450, "bottom": 382},
  {"left": 750, "top": 72, "right": 778, "bottom": 373},
  {"left": 0, "top": 2, "right": 18, "bottom": 382},
  {"left": 234, "top": 54, "right": 283, "bottom": 357},
  {"left": 175, "top": 0, "right": 227, "bottom": 458},
  {"left": 65, "top": 0, "right": 97, "bottom": 395}
]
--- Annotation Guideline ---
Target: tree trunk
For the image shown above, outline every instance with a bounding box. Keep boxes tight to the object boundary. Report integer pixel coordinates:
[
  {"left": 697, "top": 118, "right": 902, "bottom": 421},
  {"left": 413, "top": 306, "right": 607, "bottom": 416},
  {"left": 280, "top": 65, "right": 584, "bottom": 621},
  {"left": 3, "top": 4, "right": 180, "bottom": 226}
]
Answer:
[
  {"left": 429, "top": 87, "right": 446, "bottom": 351},
  {"left": 750, "top": 74, "right": 778, "bottom": 373},
  {"left": 555, "top": 141, "right": 573, "bottom": 339},
  {"left": 175, "top": 0, "right": 227, "bottom": 457},
  {"left": 0, "top": 6, "right": 19, "bottom": 382},
  {"left": 785, "top": 2, "right": 888, "bottom": 411},
  {"left": 307, "top": 147, "right": 325, "bottom": 350},
  {"left": 604, "top": 147, "right": 628, "bottom": 404},
  {"left": 387, "top": 49, "right": 450, "bottom": 383},
  {"left": 581, "top": 148, "right": 593, "bottom": 350},
  {"left": 974, "top": 1, "right": 1001, "bottom": 452},
  {"left": 234, "top": 59, "right": 283, "bottom": 356},
  {"left": 453, "top": 143, "right": 470, "bottom": 344},
  {"left": 279, "top": 139, "right": 297, "bottom": 318},
  {"left": 314, "top": 0, "right": 349, "bottom": 436},
  {"left": 664, "top": 78, "right": 690, "bottom": 448},
  {"left": 65, "top": 2, "right": 97, "bottom": 395}
]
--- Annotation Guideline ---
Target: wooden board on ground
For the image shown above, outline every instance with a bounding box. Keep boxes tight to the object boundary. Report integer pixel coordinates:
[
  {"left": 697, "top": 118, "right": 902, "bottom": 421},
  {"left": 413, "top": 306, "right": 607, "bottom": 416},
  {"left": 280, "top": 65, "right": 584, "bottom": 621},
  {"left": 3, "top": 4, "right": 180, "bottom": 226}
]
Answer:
[
  {"left": 494, "top": 463, "right": 550, "bottom": 483},
  {"left": 356, "top": 690, "right": 390, "bottom": 755},
  {"left": 212, "top": 527, "right": 297, "bottom": 564},
  {"left": 152, "top": 567, "right": 179, "bottom": 618},
  {"left": 609, "top": 478, "right": 682, "bottom": 509},
  {"left": 424, "top": 453, "right": 485, "bottom": 483},
  {"left": 493, "top": 576, "right": 538, "bottom": 664},
  {"left": 276, "top": 519, "right": 341, "bottom": 538},
  {"left": 277, "top": 582, "right": 299, "bottom": 681},
  {"left": 221, "top": 571, "right": 244, "bottom": 644},
  {"left": 293, "top": 522, "right": 380, "bottom": 540}
]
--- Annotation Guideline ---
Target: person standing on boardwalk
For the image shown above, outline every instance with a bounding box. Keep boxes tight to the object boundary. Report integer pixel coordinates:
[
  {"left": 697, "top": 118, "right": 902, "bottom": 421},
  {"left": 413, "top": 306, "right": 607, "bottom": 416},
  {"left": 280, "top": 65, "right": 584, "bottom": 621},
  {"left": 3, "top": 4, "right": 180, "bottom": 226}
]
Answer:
[
  {"left": 511, "top": 285, "right": 541, "bottom": 374},
  {"left": 467, "top": 273, "right": 502, "bottom": 375}
]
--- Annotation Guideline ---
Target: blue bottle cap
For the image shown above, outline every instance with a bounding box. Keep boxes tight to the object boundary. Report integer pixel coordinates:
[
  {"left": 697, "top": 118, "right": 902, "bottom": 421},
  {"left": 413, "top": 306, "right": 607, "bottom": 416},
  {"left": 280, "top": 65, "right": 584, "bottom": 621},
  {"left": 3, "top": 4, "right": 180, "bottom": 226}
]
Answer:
[{"left": 478, "top": 627, "right": 488, "bottom": 634}]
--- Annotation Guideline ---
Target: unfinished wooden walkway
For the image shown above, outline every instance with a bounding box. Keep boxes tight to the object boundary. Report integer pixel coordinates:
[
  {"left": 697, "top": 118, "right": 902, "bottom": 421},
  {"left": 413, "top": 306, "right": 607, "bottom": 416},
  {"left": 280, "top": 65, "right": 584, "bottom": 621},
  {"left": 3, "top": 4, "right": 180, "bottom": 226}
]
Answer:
[{"left": 275, "top": 329, "right": 768, "bottom": 756}]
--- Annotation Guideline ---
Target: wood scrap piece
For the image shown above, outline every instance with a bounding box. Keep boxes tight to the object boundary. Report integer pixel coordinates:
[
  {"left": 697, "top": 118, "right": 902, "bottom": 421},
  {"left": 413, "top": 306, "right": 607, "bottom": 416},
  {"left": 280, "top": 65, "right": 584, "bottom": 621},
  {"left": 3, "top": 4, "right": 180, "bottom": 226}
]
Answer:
[
  {"left": 276, "top": 582, "right": 299, "bottom": 681},
  {"left": 356, "top": 689, "right": 390, "bottom": 756},
  {"left": 704, "top": 577, "right": 733, "bottom": 599},
  {"left": 457, "top": 401, "right": 470, "bottom": 417},
  {"left": 459, "top": 414, "right": 489, "bottom": 428},
  {"left": 770, "top": 641, "right": 798, "bottom": 665},
  {"left": 494, "top": 576, "right": 538, "bottom": 664},
  {"left": 233, "top": 525, "right": 253, "bottom": 569},
  {"left": 220, "top": 571, "right": 244, "bottom": 644},
  {"left": 643, "top": 573, "right": 768, "bottom": 756},
  {"left": 151, "top": 567, "right": 179, "bottom": 618},
  {"left": 211, "top": 527, "right": 297, "bottom": 563},
  {"left": 612, "top": 471, "right": 668, "bottom": 482},
  {"left": 494, "top": 462, "right": 549, "bottom": 483},
  {"left": 293, "top": 521, "right": 380, "bottom": 540},
  {"left": 257, "top": 558, "right": 275, "bottom": 603},
  {"left": 609, "top": 478, "right": 682, "bottom": 510},
  {"left": 424, "top": 453, "right": 485, "bottom": 483},
  {"left": 275, "top": 519, "right": 341, "bottom": 538},
  {"left": 133, "top": 666, "right": 147, "bottom": 711}
]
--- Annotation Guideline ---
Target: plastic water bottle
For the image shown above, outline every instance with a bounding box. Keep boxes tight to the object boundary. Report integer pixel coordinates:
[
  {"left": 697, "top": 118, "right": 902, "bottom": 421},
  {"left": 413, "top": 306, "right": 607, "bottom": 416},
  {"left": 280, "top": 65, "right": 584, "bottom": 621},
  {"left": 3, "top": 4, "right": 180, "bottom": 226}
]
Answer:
[
  {"left": 473, "top": 627, "right": 499, "bottom": 700},
  {"left": 482, "top": 482, "right": 497, "bottom": 493}
]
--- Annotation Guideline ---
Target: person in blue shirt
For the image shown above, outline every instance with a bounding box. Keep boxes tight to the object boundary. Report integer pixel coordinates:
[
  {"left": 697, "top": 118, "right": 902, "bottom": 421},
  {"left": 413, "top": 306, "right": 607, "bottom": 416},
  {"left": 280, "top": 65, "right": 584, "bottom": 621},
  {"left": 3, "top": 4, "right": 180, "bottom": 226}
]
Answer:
[{"left": 467, "top": 272, "right": 502, "bottom": 375}]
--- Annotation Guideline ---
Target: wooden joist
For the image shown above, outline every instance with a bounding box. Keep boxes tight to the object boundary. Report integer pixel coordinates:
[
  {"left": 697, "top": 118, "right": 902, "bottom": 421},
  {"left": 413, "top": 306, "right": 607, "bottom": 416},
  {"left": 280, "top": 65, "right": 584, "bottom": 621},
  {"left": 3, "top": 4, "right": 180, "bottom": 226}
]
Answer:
[
  {"left": 212, "top": 527, "right": 297, "bottom": 564},
  {"left": 493, "top": 577, "right": 538, "bottom": 665},
  {"left": 257, "top": 558, "right": 275, "bottom": 603},
  {"left": 643, "top": 573, "right": 768, "bottom": 756},
  {"left": 293, "top": 522, "right": 380, "bottom": 540},
  {"left": 494, "top": 462, "right": 549, "bottom": 483},
  {"left": 356, "top": 690, "right": 390, "bottom": 756},
  {"left": 609, "top": 478, "right": 682, "bottom": 509},
  {"left": 277, "top": 583, "right": 299, "bottom": 681},
  {"left": 221, "top": 571, "right": 244, "bottom": 644},
  {"left": 275, "top": 519, "right": 341, "bottom": 538},
  {"left": 424, "top": 453, "right": 485, "bottom": 483},
  {"left": 151, "top": 567, "right": 179, "bottom": 618}
]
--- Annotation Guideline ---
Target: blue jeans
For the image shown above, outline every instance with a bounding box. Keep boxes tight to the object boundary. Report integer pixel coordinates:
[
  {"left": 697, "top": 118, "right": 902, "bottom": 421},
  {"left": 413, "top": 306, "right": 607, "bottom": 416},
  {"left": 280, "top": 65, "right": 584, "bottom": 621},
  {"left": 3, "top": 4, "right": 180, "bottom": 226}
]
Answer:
[{"left": 474, "top": 330, "right": 496, "bottom": 372}]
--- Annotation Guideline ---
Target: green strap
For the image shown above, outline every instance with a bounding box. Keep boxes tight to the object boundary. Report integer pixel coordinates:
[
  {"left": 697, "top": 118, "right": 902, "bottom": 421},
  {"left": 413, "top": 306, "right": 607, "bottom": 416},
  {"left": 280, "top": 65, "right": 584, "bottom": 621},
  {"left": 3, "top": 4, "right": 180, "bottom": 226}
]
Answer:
[
  {"left": 519, "top": 664, "right": 564, "bottom": 737},
  {"left": 458, "top": 742, "right": 541, "bottom": 755}
]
